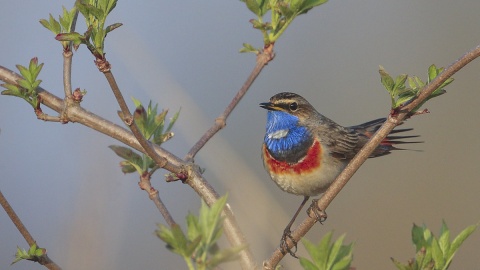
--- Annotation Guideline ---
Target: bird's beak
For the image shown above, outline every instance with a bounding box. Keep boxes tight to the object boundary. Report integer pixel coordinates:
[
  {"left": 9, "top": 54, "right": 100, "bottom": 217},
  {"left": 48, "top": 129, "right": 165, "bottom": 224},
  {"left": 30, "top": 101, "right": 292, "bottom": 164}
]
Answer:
[{"left": 259, "top": 102, "right": 279, "bottom": 111}]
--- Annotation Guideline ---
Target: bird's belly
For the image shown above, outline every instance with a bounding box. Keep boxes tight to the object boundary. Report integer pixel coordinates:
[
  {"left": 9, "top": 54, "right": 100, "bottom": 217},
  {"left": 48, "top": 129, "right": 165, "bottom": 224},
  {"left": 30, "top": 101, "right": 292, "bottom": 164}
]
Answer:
[{"left": 262, "top": 141, "right": 346, "bottom": 196}]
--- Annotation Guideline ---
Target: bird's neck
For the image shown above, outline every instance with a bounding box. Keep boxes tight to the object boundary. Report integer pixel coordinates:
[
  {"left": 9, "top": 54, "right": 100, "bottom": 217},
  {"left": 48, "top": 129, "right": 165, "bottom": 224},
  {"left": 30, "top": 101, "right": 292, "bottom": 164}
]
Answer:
[{"left": 264, "top": 111, "right": 314, "bottom": 163}]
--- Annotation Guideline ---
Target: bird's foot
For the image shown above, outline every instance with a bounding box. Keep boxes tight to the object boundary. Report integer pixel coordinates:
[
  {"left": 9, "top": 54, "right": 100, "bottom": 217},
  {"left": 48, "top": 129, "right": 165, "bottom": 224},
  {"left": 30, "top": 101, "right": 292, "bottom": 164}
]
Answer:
[
  {"left": 280, "top": 227, "right": 298, "bottom": 258},
  {"left": 307, "top": 199, "right": 327, "bottom": 224}
]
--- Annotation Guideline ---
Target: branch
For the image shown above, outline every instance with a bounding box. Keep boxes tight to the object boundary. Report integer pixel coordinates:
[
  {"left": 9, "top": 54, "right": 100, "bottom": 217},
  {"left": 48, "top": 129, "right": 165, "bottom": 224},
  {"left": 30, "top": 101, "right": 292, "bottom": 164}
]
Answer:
[
  {"left": 0, "top": 189, "right": 62, "bottom": 270},
  {"left": 139, "top": 172, "right": 177, "bottom": 228},
  {"left": 264, "top": 44, "right": 480, "bottom": 269},
  {"left": 0, "top": 65, "right": 258, "bottom": 270},
  {"left": 99, "top": 63, "right": 181, "bottom": 174},
  {"left": 62, "top": 9, "right": 78, "bottom": 99},
  {"left": 185, "top": 45, "right": 275, "bottom": 161},
  {"left": 62, "top": 51, "right": 73, "bottom": 98}
]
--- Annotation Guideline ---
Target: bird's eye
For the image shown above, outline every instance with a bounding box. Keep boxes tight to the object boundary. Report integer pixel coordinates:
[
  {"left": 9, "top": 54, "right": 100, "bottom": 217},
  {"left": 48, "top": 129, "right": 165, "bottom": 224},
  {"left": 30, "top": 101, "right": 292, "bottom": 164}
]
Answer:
[{"left": 289, "top": 102, "right": 298, "bottom": 111}]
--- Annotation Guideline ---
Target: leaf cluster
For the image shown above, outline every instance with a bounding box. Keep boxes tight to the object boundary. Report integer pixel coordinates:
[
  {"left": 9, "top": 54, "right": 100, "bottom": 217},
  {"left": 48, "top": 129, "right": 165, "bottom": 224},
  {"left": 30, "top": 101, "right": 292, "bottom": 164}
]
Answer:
[
  {"left": 11, "top": 243, "right": 46, "bottom": 265},
  {"left": 39, "top": 6, "right": 78, "bottom": 50},
  {"left": 53, "top": 0, "right": 121, "bottom": 58},
  {"left": 156, "top": 195, "right": 245, "bottom": 270},
  {"left": 109, "top": 99, "right": 180, "bottom": 175},
  {"left": 240, "top": 0, "right": 328, "bottom": 53},
  {"left": 391, "top": 221, "right": 478, "bottom": 270},
  {"left": 299, "top": 231, "right": 354, "bottom": 270},
  {"left": 379, "top": 65, "right": 453, "bottom": 112},
  {"left": 1, "top": 58, "right": 43, "bottom": 110}
]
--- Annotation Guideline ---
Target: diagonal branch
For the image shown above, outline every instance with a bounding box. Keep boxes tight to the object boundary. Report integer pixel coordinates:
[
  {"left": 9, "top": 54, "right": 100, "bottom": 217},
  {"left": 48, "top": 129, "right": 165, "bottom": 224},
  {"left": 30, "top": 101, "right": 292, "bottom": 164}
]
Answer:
[
  {"left": 0, "top": 189, "right": 62, "bottom": 270},
  {"left": 185, "top": 45, "right": 275, "bottom": 161},
  {"left": 264, "top": 44, "right": 480, "bottom": 269},
  {"left": 101, "top": 66, "right": 182, "bottom": 174}
]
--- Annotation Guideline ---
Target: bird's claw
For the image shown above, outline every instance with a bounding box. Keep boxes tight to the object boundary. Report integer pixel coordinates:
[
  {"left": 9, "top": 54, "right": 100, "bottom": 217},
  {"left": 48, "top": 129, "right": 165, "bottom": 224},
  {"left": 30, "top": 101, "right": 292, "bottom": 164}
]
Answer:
[
  {"left": 280, "top": 228, "right": 298, "bottom": 258},
  {"left": 307, "top": 199, "right": 327, "bottom": 224}
]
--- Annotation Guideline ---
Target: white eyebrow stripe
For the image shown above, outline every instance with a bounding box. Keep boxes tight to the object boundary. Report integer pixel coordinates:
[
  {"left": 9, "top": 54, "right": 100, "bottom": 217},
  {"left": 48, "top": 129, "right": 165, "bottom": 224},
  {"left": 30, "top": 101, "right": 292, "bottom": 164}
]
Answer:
[{"left": 268, "top": 129, "right": 289, "bottom": 139}]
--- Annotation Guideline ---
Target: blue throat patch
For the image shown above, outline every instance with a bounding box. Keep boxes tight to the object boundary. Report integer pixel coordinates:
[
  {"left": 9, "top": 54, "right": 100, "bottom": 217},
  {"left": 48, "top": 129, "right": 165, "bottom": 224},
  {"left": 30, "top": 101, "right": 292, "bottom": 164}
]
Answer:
[{"left": 264, "top": 111, "right": 312, "bottom": 158}]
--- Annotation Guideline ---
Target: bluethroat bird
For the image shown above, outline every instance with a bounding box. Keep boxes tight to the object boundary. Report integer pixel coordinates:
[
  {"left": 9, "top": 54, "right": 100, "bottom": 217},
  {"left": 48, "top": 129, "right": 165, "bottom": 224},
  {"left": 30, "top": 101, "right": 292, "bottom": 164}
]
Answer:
[{"left": 260, "top": 92, "right": 420, "bottom": 256}]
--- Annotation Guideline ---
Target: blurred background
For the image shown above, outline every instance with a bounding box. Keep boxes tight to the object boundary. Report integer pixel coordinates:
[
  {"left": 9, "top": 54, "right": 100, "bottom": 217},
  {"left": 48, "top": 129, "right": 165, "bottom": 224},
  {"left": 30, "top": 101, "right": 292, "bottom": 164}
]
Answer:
[{"left": 1, "top": 0, "right": 479, "bottom": 269}]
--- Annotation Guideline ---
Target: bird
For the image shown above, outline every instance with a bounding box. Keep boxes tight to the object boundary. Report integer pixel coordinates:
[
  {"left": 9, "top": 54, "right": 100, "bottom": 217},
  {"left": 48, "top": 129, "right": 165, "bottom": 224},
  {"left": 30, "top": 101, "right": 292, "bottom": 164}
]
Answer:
[{"left": 260, "top": 92, "right": 420, "bottom": 257}]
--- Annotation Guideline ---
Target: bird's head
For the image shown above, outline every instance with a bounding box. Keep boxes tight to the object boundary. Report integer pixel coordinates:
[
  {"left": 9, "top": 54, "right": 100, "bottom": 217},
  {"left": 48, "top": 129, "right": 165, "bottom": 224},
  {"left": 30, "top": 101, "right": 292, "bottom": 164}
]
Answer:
[
  {"left": 260, "top": 92, "right": 316, "bottom": 141},
  {"left": 260, "top": 92, "right": 316, "bottom": 121}
]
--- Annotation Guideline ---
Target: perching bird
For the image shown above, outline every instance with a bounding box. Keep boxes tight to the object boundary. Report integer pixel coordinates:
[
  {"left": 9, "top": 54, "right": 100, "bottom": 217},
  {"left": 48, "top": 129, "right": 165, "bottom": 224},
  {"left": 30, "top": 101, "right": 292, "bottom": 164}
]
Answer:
[{"left": 260, "top": 92, "right": 420, "bottom": 256}]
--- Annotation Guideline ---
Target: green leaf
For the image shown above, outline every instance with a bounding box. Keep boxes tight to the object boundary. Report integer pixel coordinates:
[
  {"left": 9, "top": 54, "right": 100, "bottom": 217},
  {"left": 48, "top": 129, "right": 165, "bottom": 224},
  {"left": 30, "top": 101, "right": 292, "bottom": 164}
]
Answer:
[
  {"left": 299, "top": 257, "right": 318, "bottom": 270},
  {"left": 243, "top": 0, "right": 268, "bottom": 16},
  {"left": 430, "top": 237, "right": 444, "bottom": 269},
  {"left": 16, "top": 65, "right": 31, "bottom": 82},
  {"left": 18, "top": 79, "right": 32, "bottom": 91},
  {"left": 390, "top": 257, "right": 409, "bottom": 270},
  {"left": 438, "top": 221, "right": 450, "bottom": 258},
  {"left": 133, "top": 105, "right": 147, "bottom": 136},
  {"left": 105, "top": 23, "right": 123, "bottom": 33},
  {"left": 317, "top": 231, "right": 333, "bottom": 266},
  {"left": 55, "top": 32, "right": 84, "bottom": 42},
  {"left": 239, "top": 43, "right": 260, "bottom": 54},
  {"left": 327, "top": 234, "right": 346, "bottom": 268},
  {"left": 108, "top": 145, "right": 142, "bottom": 161},
  {"left": 412, "top": 223, "right": 428, "bottom": 251},
  {"left": 449, "top": 223, "right": 477, "bottom": 257},
  {"left": 28, "top": 243, "right": 37, "bottom": 255},
  {"left": 50, "top": 13, "right": 62, "bottom": 34},
  {"left": 165, "top": 109, "right": 181, "bottom": 133},
  {"left": 300, "top": 231, "right": 353, "bottom": 270},
  {"left": 119, "top": 160, "right": 136, "bottom": 174},
  {"left": 392, "top": 74, "right": 408, "bottom": 95},
  {"left": 108, "top": 145, "right": 144, "bottom": 174},
  {"left": 379, "top": 66, "right": 395, "bottom": 93},
  {"left": 298, "top": 0, "right": 329, "bottom": 15},
  {"left": 207, "top": 244, "right": 246, "bottom": 268}
]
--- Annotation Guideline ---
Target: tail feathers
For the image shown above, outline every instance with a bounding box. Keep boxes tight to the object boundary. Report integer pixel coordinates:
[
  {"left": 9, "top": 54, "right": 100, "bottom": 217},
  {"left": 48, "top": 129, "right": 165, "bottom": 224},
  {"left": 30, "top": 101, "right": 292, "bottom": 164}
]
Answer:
[{"left": 349, "top": 117, "right": 423, "bottom": 157}]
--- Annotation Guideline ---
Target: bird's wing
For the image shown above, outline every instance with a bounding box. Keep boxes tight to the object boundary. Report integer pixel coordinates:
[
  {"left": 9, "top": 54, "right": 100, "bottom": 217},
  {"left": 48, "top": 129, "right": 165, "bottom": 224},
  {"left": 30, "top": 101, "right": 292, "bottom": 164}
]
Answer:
[{"left": 317, "top": 120, "right": 360, "bottom": 159}]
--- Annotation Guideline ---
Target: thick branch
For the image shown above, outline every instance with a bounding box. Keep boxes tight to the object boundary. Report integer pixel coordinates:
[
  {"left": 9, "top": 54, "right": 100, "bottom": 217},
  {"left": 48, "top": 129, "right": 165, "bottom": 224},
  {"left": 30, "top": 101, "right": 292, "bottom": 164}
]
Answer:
[
  {"left": 0, "top": 65, "right": 258, "bottom": 270},
  {"left": 185, "top": 45, "right": 275, "bottom": 161},
  {"left": 0, "top": 190, "right": 62, "bottom": 270},
  {"left": 264, "top": 44, "right": 480, "bottom": 269}
]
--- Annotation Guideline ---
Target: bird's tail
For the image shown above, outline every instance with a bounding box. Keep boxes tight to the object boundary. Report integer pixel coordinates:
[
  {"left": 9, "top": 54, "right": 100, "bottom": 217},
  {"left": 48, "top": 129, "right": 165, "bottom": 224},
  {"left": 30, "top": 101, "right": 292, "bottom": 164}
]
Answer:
[{"left": 349, "top": 118, "right": 422, "bottom": 157}]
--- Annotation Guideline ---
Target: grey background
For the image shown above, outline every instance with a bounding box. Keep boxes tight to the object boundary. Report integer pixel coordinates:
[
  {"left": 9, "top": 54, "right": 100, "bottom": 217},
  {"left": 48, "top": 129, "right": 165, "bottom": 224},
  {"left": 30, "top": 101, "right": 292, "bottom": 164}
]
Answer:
[{"left": 1, "top": 0, "right": 479, "bottom": 269}]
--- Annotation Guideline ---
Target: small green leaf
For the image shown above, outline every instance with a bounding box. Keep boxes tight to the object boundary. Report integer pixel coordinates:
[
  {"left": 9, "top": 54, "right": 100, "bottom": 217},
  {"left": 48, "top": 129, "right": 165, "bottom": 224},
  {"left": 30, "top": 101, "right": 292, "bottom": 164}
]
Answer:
[
  {"left": 18, "top": 80, "right": 32, "bottom": 91},
  {"left": 105, "top": 23, "right": 123, "bottom": 33},
  {"left": 108, "top": 145, "right": 142, "bottom": 161},
  {"left": 239, "top": 43, "right": 260, "bottom": 54},
  {"left": 438, "top": 221, "right": 450, "bottom": 257},
  {"left": 430, "top": 237, "right": 444, "bottom": 269},
  {"left": 298, "top": 0, "right": 329, "bottom": 15},
  {"left": 299, "top": 257, "right": 318, "bottom": 270},
  {"left": 55, "top": 32, "right": 84, "bottom": 42},
  {"left": 16, "top": 65, "right": 31, "bottom": 82},
  {"left": 379, "top": 66, "right": 395, "bottom": 93},
  {"left": 207, "top": 244, "right": 246, "bottom": 268},
  {"left": 449, "top": 224, "right": 477, "bottom": 257},
  {"left": 243, "top": 0, "right": 268, "bottom": 16}
]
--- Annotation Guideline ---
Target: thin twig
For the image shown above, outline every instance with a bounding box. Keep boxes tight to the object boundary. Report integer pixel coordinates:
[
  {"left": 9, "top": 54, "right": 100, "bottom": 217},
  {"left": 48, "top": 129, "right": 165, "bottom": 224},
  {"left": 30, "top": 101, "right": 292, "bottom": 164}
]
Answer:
[
  {"left": 102, "top": 67, "right": 182, "bottom": 173},
  {"left": 185, "top": 45, "right": 275, "bottom": 161},
  {"left": 0, "top": 189, "right": 62, "bottom": 270},
  {"left": 62, "top": 9, "right": 78, "bottom": 98},
  {"left": 62, "top": 51, "right": 73, "bottom": 98},
  {"left": 140, "top": 172, "right": 177, "bottom": 227},
  {"left": 264, "top": 44, "right": 480, "bottom": 269}
]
